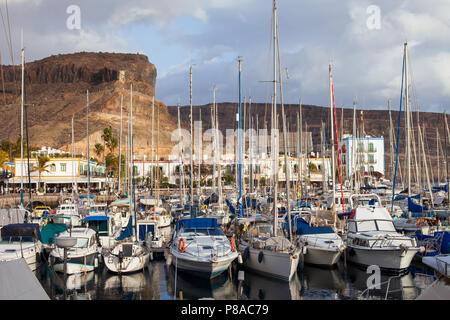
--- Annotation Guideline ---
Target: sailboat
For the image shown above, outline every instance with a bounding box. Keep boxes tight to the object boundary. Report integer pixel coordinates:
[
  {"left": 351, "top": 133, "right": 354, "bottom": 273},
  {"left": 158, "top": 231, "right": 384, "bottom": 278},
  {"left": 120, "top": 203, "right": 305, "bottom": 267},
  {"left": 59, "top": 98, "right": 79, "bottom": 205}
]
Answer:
[
  {"left": 236, "top": 0, "right": 302, "bottom": 282},
  {"left": 102, "top": 84, "right": 150, "bottom": 274}
]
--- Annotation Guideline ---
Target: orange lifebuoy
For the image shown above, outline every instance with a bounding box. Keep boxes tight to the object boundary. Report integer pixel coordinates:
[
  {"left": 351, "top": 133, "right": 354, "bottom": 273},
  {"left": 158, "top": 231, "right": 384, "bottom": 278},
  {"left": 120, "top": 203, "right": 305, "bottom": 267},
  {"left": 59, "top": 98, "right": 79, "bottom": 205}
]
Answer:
[
  {"left": 230, "top": 237, "right": 236, "bottom": 252},
  {"left": 179, "top": 238, "right": 186, "bottom": 253},
  {"left": 416, "top": 218, "right": 426, "bottom": 227}
]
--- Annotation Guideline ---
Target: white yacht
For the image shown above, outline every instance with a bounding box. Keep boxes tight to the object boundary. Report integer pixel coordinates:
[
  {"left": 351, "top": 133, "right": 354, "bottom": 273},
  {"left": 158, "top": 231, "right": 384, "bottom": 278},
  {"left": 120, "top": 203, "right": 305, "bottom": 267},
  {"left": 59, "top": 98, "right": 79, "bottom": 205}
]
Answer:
[
  {"left": 0, "top": 223, "right": 43, "bottom": 271},
  {"left": 49, "top": 227, "right": 100, "bottom": 274},
  {"left": 289, "top": 213, "right": 345, "bottom": 267},
  {"left": 169, "top": 217, "right": 238, "bottom": 279},
  {"left": 345, "top": 194, "right": 422, "bottom": 272}
]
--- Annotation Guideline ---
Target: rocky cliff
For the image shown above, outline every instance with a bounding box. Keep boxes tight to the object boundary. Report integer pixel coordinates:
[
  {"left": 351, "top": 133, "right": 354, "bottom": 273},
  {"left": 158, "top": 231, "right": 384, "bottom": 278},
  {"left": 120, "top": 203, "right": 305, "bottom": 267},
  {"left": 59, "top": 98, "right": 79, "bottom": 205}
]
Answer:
[{"left": 0, "top": 52, "right": 177, "bottom": 158}]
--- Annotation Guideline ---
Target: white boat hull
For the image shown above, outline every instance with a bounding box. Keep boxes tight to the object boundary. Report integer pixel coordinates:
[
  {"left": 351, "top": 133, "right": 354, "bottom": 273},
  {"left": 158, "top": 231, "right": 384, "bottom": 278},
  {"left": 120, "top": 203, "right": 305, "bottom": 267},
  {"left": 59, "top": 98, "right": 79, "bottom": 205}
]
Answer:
[
  {"left": 104, "top": 253, "right": 149, "bottom": 274},
  {"left": 347, "top": 246, "right": 419, "bottom": 271},
  {"left": 240, "top": 245, "right": 301, "bottom": 281},
  {"left": 170, "top": 250, "right": 238, "bottom": 279},
  {"left": 304, "top": 247, "right": 343, "bottom": 266}
]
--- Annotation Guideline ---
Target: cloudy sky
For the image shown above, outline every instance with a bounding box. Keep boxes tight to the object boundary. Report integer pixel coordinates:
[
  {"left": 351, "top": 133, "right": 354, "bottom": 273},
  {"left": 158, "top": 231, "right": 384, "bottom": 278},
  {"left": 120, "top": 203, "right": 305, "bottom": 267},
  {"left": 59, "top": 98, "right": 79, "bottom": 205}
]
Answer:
[{"left": 1, "top": 0, "right": 450, "bottom": 112}]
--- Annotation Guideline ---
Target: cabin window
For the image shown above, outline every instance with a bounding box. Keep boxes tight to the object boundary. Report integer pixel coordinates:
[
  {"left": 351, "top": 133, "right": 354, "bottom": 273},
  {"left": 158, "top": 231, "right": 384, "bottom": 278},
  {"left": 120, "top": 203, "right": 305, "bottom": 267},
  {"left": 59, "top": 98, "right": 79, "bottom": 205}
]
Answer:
[
  {"left": 74, "top": 238, "right": 89, "bottom": 248},
  {"left": 356, "top": 220, "right": 376, "bottom": 232},
  {"left": 348, "top": 222, "right": 356, "bottom": 233},
  {"left": 376, "top": 220, "right": 396, "bottom": 232}
]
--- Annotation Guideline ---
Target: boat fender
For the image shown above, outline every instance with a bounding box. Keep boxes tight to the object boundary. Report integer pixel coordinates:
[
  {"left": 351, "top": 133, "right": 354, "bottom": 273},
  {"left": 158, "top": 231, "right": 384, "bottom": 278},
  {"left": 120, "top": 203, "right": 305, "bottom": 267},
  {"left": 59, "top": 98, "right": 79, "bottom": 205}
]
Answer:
[
  {"left": 258, "top": 289, "right": 265, "bottom": 300},
  {"left": 118, "top": 251, "right": 124, "bottom": 263},
  {"left": 230, "top": 237, "right": 237, "bottom": 252},
  {"left": 94, "top": 255, "right": 98, "bottom": 268},
  {"left": 242, "top": 246, "right": 249, "bottom": 263},
  {"left": 349, "top": 248, "right": 356, "bottom": 256},
  {"left": 237, "top": 253, "right": 243, "bottom": 264},
  {"left": 36, "top": 252, "right": 41, "bottom": 264},
  {"left": 258, "top": 251, "right": 264, "bottom": 263}
]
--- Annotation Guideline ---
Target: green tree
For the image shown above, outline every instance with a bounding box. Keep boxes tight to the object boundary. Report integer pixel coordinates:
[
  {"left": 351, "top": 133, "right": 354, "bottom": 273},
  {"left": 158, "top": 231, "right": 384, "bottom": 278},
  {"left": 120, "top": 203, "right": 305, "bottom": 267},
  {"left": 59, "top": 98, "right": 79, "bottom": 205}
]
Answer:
[
  {"left": 95, "top": 143, "right": 105, "bottom": 163},
  {"left": 32, "top": 156, "right": 51, "bottom": 191}
]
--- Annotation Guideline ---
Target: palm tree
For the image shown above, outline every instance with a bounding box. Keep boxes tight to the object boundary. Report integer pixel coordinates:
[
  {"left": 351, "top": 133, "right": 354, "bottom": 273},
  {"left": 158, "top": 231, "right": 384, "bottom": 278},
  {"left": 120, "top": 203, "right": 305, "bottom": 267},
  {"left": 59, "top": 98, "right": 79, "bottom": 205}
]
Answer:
[
  {"left": 94, "top": 143, "right": 105, "bottom": 163},
  {"left": 32, "top": 156, "right": 50, "bottom": 192}
]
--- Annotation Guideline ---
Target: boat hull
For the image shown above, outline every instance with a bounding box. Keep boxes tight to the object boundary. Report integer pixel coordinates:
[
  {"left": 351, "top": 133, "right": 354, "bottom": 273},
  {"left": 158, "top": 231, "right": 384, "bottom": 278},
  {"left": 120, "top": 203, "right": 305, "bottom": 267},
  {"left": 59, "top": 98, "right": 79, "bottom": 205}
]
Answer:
[
  {"left": 239, "top": 245, "right": 301, "bottom": 281},
  {"left": 52, "top": 252, "right": 98, "bottom": 274},
  {"left": 346, "top": 246, "right": 419, "bottom": 271},
  {"left": 170, "top": 251, "right": 238, "bottom": 279},
  {"left": 304, "top": 247, "right": 343, "bottom": 267}
]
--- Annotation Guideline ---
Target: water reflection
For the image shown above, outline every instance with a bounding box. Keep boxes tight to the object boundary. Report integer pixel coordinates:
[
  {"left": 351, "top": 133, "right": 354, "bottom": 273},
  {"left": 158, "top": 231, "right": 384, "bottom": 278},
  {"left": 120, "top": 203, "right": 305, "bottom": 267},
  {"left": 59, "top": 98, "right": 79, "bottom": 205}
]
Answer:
[
  {"left": 299, "top": 264, "right": 346, "bottom": 299},
  {"left": 240, "top": 271, "right": 302, "bottom": 300},
  {"left": 37, "top": 258, "right": 434, "bottom": 300},
  {"left": 165, "top": 264, "right": 237, "bottom": 300}
]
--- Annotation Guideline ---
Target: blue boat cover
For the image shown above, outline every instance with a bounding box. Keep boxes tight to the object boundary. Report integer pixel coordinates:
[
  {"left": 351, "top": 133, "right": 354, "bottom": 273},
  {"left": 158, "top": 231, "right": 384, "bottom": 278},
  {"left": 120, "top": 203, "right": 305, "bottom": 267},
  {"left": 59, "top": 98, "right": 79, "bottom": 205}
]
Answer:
[
  {"left": 176, "top": 218, "right": 219, "bottom": 231},
  {"left": 81, "top": 216, "right": 109, "bottom": 221},
  {"left": 283, "top": 217, "right": 335, "bottom": 235},
  {"left": 408, "top": 197, "right": 428, "bottom": 213},
  {"left": 432, "top": 185, "right": 448, "bottom": 192},
  {"left": 117, "top": 216, "right": 133, "bottom": 240},
  {"left": 1, "top": 223, "right": 41, "bottom": 241}
]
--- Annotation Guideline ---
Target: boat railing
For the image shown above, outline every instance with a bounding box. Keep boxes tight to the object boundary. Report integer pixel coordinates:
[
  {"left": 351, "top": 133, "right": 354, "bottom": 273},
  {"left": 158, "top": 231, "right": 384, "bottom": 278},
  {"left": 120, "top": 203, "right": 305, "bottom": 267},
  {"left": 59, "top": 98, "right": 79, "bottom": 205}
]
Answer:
[
  {"left": 359, "top": 274, "right": 414, "bottom": 300},
  {"left": 436, "top": 255, "right": 450, "bottom": 277}
]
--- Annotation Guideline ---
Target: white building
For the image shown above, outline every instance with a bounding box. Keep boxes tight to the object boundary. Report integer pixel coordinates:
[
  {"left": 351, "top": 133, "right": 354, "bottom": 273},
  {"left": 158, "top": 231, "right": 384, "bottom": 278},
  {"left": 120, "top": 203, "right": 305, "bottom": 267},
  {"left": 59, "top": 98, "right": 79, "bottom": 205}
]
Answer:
[
  {"left": 10, "top": 157, "right": 106, "bottom": 191},
  {"left": 340, "top": 135, "right": 385, "bottom": 178}
]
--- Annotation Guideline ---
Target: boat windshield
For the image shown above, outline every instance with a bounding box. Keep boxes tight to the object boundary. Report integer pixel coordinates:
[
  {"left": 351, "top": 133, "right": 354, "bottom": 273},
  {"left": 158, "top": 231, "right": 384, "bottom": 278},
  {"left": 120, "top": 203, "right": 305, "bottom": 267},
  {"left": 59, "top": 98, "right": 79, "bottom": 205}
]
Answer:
[
  {"left": 182, "top": 228, "right": 224, "bottom": 236},
  {"left": 73, "top": 237, "right": 89, "bottom": 248},
  {"left": 355, "top": 220, "right": 396, "bottom": 233},
  {"left": 0, "top": 236, "right": 35, "bottom": 243}
]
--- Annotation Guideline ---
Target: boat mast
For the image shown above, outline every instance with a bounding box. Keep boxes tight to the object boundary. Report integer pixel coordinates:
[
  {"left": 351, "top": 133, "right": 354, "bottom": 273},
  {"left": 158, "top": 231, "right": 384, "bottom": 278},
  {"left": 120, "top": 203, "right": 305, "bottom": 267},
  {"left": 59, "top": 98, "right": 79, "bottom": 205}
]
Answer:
[
  {"left": 272, "top": 0, "right": 279, "bottom": 236},
  {"left": 444, "top": 112, "right": 449, "bottom": 204},
  {"left": 211, "top": 87, "right": 216, "bottom": 193},
  {"left": 20, "top": 45, "right": 24, "bottom": 204},
  {"left": 151, "top": 96, "right": 155, "bottom": 197},
  {"left": 405, "top": 43, "right": 411, "bottom": 218},
  {"left": 86, "top": 90, "right": 90, "bottom": 204},
  {"left": 238, "top": 57, "right": 243, "bottom": 217},
  {"left": 189, "top": 66, "right": 194, "bottom": 216},
  {"left": 352, "top": 99, "right": 357, "bottom": 189},
  {"left": 71, "top": 115, "right": 75, "bottom": 200},
  {"left": 156, "top": 99, "right": 160, "bottom": 206},
  {"left": 118, "top": 94, "right": 123, "bottom": 194},
  {"left": 329, "top": 64, "right": 336, "bottom": 227}
]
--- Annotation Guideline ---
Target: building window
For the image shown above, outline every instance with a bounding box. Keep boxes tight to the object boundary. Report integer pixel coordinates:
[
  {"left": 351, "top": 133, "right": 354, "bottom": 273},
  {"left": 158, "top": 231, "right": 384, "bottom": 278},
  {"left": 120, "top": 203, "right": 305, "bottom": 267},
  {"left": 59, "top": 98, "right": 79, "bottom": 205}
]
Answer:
[
  {"left": 60, "top": 163, "right": 66, "bottom": 172},
  {"left": 368, "top": 155, "right": 375, "bottom": 164},
  {"left": 50, "top": 164, "right": 56, "bottom": 172},
  {"left": 369, "top": 166, "right": 375, "bottom": 172},
  {"left": 368, "top": 143, "right": 376, "bottom": 152}
]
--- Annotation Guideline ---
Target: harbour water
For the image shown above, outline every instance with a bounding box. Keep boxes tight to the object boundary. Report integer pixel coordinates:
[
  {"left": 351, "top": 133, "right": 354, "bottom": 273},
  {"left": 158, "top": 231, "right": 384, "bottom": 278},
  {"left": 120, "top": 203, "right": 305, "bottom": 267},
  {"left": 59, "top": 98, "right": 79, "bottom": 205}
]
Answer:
[{"left": 35, "top": 256, "right": 437, "bottom": 300}]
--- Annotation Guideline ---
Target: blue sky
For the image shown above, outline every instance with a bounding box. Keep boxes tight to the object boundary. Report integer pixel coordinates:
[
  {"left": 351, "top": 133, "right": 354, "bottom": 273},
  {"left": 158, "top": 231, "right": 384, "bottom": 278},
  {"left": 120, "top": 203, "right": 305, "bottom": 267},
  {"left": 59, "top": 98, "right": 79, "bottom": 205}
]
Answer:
[{"left": 1, "top": 0, "right": 450, "bottom": 112}]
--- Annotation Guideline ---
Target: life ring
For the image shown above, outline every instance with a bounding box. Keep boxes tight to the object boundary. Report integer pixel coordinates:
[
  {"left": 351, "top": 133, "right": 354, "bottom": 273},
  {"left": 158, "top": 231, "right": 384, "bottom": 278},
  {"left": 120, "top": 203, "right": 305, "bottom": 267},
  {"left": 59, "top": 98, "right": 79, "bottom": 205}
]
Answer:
[
  {"left": 230, "top": 237, "right": 236, "bottom": 252},
  {"left": 416, "top": 218, "right": 426, "bottom": 227},
  {"left": 179, "top": 238, "right": 186, "bottom": 253}
]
